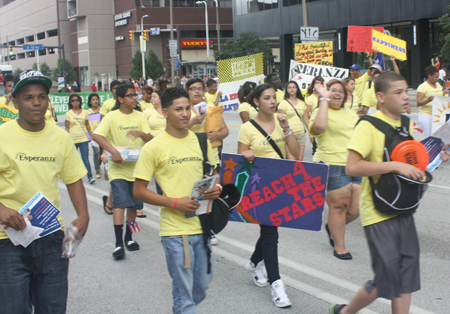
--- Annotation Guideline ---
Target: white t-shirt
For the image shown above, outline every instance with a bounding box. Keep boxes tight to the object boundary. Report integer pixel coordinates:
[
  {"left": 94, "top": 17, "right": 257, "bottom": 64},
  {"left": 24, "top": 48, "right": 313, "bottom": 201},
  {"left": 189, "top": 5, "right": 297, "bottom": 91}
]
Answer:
[
  {"left": 439, "top": 69, "right": 446, "bottom": 81},
  {"left": 147, "top": 79, "right": 153, "bottom": 86}
]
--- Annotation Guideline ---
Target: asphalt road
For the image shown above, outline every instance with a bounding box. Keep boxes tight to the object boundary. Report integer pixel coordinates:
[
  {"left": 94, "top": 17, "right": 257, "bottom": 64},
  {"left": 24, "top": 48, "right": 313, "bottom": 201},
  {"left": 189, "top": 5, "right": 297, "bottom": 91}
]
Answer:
[{"left": 57, "top": 99, "right": 450, "bottom": 314}]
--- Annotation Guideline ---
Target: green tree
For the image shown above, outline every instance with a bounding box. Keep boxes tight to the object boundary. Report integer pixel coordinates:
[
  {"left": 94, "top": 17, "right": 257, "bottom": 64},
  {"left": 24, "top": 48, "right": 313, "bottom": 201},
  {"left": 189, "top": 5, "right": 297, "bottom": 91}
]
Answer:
[
  {"left": 32, "top": 62, "right": 51, "bottom": 77},
  {"left": 129, "top": 50, "right": 144, "bottom": 80},
  {"left": 13, "top": 68, "right": 23, "bottom": 76},
  {"left": 146, "top": 49, "right": 165, "bottom": 80},
  {"left": 52, "top": 58, "right": 76, "bottom": 84},
  {"left": 213, "top": 31, "right": 275, "bottom": 70},
  {"left": 440, "top": 6, "right": 450, "bottom": 61}
]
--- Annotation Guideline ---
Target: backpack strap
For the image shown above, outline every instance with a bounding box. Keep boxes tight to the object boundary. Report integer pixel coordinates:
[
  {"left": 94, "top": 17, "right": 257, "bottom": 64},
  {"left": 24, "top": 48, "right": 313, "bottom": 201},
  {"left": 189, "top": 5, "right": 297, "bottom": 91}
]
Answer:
[
  {"left": 249, "top": 119, "right": 285, "bottom": 159},
  {"left": 195, "top": 132, "right": 214, "bottom": 177}
]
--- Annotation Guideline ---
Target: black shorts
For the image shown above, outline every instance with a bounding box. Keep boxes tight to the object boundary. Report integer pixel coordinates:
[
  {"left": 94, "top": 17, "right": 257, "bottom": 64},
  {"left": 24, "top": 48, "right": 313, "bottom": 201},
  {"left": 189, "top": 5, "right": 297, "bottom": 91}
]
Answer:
[{"left": 363, "top": 214, "right": 420, "bottom": 300}]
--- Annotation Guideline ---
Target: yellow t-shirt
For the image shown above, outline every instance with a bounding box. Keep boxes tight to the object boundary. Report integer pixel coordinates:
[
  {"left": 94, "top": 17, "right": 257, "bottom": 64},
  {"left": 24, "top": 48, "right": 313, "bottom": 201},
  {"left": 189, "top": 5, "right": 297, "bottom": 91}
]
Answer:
[
  {"left": 0, "top": 121, "right": 86, "bottom": 239},
  {"left": 347, "top": 111, "right": 414, "bottom": 227},
  {"left": 354, "top": 71, "right": 371, "bottom": 100},
  {"left": 0, "top": 96, "right": 14, "bottom": 109},
  {"left": 133, "top": 130, "right": 215, "bottom": 236},
  {"left": 65, "top": 109, "right": 89, "bottom": 143},
  {"left": 305, "top": 94, "right": 319, "bottom": 112},
  {"left": 45, "top": 100, "right": 56, "bottom": 124},
  {"left": 417, "top": 81, "right": 443, "bottom": 115},
  {"left": 278, "top": 99, "right": 306, "bottom": 135},
  {"left": 344, "top": 93, "right": 361, "bottom": 112},
  {"left": 99, "top": 98, "right": 116, "bottom": 116},
  {"left": 238, "top": 121, "right": 286, "bottom": 159},
  {"left": 362, "top": 87, "right": 377, "bottom": 110},
  {"left": 238, "top": 102, "right": 258, "bottom": 120},
  {"left": 144, "top": 107, "right": 166, "bottom": 137},
  {"left": 204, "top": 92, "right": 219, "bottom": 106},
  {"left": 276, "top": 89, "right": 285, "bottom": 103},
  {"left": 140, "top": 101, "right": 153, "bottom": 110},
  {"left": 86, "top": 108, "right": 101, "bottom": 115},
  {"left": 94, "top": 109, "right": 151, "bottom": 181},
  {"left": 309, "top": 107, "right": 359, "bottom": 166}
]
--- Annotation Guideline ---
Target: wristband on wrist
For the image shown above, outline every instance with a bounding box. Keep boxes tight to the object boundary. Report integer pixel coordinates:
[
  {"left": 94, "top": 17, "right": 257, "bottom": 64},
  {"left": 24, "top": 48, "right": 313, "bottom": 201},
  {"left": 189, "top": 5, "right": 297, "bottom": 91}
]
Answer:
[
  {"left": 216, "top": 184, "right": 223, "bottom": 193},
  {"left": 283, "top": 129, "right": 293, "bottom": 136},
  {"left": 173, "top": 198, "right": 178, "bottom": 209},
  {"left": 319, "top": 98, "right": 330, "bottom": 102},
  {"left": 282, "top": 125, "right": 290, "bottom": 129}
]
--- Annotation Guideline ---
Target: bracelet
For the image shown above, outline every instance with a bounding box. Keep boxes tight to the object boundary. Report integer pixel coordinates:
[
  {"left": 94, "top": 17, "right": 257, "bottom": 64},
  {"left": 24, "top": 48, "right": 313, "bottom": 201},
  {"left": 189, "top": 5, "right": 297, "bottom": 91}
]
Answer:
[
  {"left": 216, "top": 184, "right": 223, "bottom": 193},
  {"left": 283, "top": 129, "right": 293, "bottom": 136},
  {"left": 319, "top": 98, "right": 330, "bottom": 102},
  {"left": 282, "top": 125, "right": 290, "bottom": 129},
  {"left": 173, "top": 198, "right": 178, "bottom": 209}
]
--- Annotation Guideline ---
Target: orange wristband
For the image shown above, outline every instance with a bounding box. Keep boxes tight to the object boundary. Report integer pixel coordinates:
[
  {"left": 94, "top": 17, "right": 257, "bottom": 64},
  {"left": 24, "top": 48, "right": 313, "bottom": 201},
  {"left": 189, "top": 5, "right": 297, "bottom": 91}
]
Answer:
[{"left": 173, "top": 198, "right": 178, "bottom": 209}]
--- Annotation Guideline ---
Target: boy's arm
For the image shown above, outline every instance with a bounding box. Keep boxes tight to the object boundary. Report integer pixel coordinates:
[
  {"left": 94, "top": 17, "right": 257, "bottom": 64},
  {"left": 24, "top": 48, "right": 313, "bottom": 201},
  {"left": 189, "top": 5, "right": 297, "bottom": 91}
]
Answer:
[{"left": 65, "top": 180, "right": 89, "bottom": 236}]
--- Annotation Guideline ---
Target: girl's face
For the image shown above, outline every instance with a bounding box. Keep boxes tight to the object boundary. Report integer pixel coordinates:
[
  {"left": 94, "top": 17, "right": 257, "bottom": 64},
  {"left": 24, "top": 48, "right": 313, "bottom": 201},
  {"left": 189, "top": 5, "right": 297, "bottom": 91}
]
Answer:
[
  {"left": 70, "top": 97, "right": 82, "bottom": 109},
  {"left": 90, "top": 96, "right": 99, "bottom": 108},
  {"left": 187, "top": 82, "right": 204, "bottom": 104},
  {"left": 142, "top": 90, "right": 151, "bottom": 102},
  {"left": 119, "top": 88, "right": 138, "bottom": 109},
  {"left": 254, "top": 88, "right": 277, "bottom": 114},
  {"left": 150, "top": 92, "right": 160, "bottom": 106},
  {"left": 287, "top": 83, "right": 298, "bottom": 96},
  {"left": 328, "top": 83, "right": 345, "bottom": 109},
  {"left": 346, "top": 80, "right": 355, "bottom": 93}
]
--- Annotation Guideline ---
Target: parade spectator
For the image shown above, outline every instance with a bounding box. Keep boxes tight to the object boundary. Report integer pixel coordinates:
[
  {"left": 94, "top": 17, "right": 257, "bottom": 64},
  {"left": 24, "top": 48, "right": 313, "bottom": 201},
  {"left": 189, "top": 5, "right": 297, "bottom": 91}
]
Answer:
[
  {"left": 432, "top": 56, "right": 442, "bottom": 70},
  {"left": 309, "top": 79, "right": 361, "bottom": 260},
  {"left": 0, "top": 74, "right": 14, "bottom": 108},
  {"left": 239, "top": 84, "right": 300, "bottom": 308},
  {"left": 205, "top": 78, "right": 222, "bottom": 106},
  {"left": 87, "top": 93, "right": 103, "bottom": 179},
  {"left": 0, "top": 70, "right": 89, "bottom": 314},
  {"left": 238, "top": 81, "right": 258, "bottom": 123},
  {"left": 93, "top": 84, "right": 152, "bottom": 259},
  {"left": 349, "top": 52, "right": 373, "bottom": 100},
  {"left": 278, "top": 80, "right": 308, "bottom": 161},
  {"left": 133, "top": 87, "right": 221, "bottom": 314},
  {"left": 264, "top": 73, "right": 284, "bottom": 103},
  {"left": 140, "top": 85, "right": 154, "bottom": 110},
  {"left": 438, "top": 65, "right": 447, "bottom": 86},
  {"left": 147, "top": 76, "right": 153, "bottom": 87},
  {"left": 134, "top": 80, "right": 140, "bottom": 92},
  {"left": 91, "top": 82, "right": 97, "bottom": 92},
  {"left": 212, "top": 72, "right": 219, "bottom": 83},
  {"left": 65, "top": 93, "right": 95, "bottom": 184}
]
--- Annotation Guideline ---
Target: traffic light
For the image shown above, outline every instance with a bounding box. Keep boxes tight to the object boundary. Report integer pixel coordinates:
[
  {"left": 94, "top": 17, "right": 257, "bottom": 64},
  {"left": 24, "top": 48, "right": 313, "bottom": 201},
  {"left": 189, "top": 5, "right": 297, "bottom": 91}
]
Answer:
[
  {"left": 143, "top": 30, "right": 148, "bottom": 41},
  {"left": 129, "top": 30, "right": 133, "bottom": 41},
  {"left": 9, "top": 45, "right": 13, "bottom": 55}
]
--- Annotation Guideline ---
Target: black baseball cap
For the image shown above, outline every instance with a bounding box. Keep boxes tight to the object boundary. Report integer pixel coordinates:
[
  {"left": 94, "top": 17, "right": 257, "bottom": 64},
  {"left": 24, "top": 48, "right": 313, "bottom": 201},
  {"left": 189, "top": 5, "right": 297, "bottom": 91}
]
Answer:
[{"left": 11, "top": 69, "right": 52, "bottom": 97}]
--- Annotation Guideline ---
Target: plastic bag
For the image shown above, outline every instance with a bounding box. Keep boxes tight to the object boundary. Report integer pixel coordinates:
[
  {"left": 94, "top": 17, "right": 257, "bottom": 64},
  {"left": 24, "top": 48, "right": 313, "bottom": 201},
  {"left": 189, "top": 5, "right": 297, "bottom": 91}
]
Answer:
[{"left": 61, "top": 224, "right": 84, "bottom": 258}]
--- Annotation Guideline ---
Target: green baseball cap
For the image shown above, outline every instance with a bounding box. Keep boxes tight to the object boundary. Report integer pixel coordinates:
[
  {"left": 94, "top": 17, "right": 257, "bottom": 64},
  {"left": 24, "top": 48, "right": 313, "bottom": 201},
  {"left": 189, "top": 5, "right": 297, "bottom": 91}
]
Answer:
[{"left": 11, "top": 69, "right": 53, "bottom": 97}]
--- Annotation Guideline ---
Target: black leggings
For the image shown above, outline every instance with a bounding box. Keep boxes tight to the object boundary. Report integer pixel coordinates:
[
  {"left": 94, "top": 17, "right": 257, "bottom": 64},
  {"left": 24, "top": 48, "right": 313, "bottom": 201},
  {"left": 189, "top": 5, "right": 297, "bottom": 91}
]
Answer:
[{"left": 250, "top": 225, "right": 280, "bottom": 284}]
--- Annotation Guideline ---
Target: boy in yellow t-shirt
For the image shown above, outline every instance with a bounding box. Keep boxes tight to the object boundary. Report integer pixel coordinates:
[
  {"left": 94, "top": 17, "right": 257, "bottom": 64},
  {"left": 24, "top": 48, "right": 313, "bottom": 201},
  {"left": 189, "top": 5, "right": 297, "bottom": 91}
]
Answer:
[
  {"left": 133, "top": 87, "right": 221, "bottom": 314},
  {"left": 330, "top": 72, "right": 450, "bottom": 314},
  {"left": 205, "top": 79, "right": 222, "bottom": 106},
  {"left": 0, "top": 70, "right": 89, "bottom": 313},
  {"left": 0, "top": 74, "right": 15, "bottom": 109}
]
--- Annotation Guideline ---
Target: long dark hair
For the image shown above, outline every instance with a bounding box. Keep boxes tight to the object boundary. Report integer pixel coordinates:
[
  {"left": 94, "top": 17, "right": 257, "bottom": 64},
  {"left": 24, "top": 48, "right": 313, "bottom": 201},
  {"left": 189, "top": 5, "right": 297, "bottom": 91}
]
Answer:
[
  {"left": 284, "top": 80, "right": 305, "bottom": 101},
  {"left": 306, "top": 76, "right": 324, "bottom": 97},
  {"left": 87, "top": 93, "right": 101, "bottom": 108},
  {"left": 248, "top": 84, "right": 275, "bottom": 109},
  {"left": 111, "top": 84, "right": 142, "bottom": 112},
  {"left": 238, "top": 81, "right": 256, "bottom": 103},
  {"left": 68, "top": 93, "right": 82, "bottom": 110}
]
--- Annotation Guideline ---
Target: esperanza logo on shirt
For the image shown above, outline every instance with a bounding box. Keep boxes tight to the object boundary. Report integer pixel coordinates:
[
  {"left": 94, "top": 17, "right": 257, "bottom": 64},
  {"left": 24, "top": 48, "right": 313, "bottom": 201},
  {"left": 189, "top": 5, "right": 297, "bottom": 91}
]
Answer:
[
  {"left": 15, "top": 152, "right": 56, "bottom": 162},
  {"left": 118, "top": 125, "right": 139, "bottom": 131},
  {"left": 260, "top": 137, "right": 286, "bottom": 146},
  {"left": 168, "top": 156, "right": 202, "bottom": 165}
]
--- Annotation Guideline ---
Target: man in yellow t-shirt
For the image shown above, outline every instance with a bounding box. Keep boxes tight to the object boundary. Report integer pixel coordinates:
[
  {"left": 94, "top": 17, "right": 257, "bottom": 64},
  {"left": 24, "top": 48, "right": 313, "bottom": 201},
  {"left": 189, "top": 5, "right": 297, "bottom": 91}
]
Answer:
[
  {"left": 100, "top": 80, "right": 122, "bottom": 119},
  {"left": 330, "top": 72, "right": 450, "bottom": 314},
  {"left": 361, "top": 70, "right": 382, "bottom": 115},
  {"left": 133, "top": 87, "right": 221, "bottom": 314},
  {"left": 0, "top": 70, "right": 89, "bottom": 313},
  {"left": 264, "top": 74, "right": 284, "bottom": 103},
  {"left": 205, "top": 79, "right": 222, "bottom": 106},
  {"left": 350, "top": 52, "right": 373, "bottom": 100},
  {"left": 0, "top": 74, "right": 15, "bottom": 109}
]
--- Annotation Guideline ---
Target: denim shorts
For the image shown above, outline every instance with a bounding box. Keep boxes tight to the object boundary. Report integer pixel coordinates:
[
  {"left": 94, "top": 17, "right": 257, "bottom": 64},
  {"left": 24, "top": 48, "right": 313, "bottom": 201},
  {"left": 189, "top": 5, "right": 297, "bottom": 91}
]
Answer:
[
  {"left": 110, "top": 179, "right": 143, "bottom": 210},
  {"left": 327, "top": 165, "right": 362, "bottom": 191}
]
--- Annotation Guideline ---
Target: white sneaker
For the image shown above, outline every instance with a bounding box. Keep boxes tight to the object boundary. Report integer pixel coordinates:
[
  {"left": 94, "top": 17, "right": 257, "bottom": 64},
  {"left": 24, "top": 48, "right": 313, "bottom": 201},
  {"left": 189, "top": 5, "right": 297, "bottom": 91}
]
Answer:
[
  {"left": 210, "top": 235, "right": 218, "bottom": 245},
  {"left": 89, "top": 178, "right": 96, "bottom": 184},
  {"left": 245, "top": 260, "right": 269, "bottom": 287},
  {"left": 271, "top": 279, "right": 291, "bottom": 308}
]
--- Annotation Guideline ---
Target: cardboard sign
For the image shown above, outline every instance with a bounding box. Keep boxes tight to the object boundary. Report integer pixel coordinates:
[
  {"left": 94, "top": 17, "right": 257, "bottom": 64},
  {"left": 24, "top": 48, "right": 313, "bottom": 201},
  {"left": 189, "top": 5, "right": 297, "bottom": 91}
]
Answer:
[
  {"left": 372, "top": 30, "right": 407, "bottom": 61},
  {"left": 0, "top": 103, "right": 19, "bottom": 125},
  {"left": 217, "top": 53, "right": 264, "bottom": 84},
  {"left": 431, "top": 96, "right": 450, "bottom": 134},
  {"left": 48, "top": 92, "right": 113, "bottom": 115},
  {"left": 88, "top": 113, "right": 101, "bottom": 133},
  {"left": 221, "top": 153, "right": 329, "bottom": 231},
  {"left": 347, "top": 26, "right": 384, "bottom": 52},
  {"left": 294, "top": 41, "right": 333, "bottom": 66},
  {"left": 218, "top": 75, "right": 265, "bottom": 111},
  {"left": 288, "top": 60, "right": 349, "bottom": 92}
]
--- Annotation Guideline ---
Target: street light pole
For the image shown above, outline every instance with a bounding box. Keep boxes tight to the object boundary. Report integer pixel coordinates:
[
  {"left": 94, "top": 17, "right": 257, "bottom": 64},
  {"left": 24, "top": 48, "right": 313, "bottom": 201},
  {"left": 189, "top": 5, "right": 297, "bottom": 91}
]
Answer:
[
  {"left": 21, "top": 27, "right": 40, "bottom": 71},
  {"left": 141, "top": 15, "right": 148, "bottom": 81},
  {"left": 213, "top": 0, "right": 220, "bottom": 51},
  {"left": 170, "top": 0, "right": 175, "bottom": 84},
  {"left": 196, "top": 1, "right": 209, "bottom": 61}
]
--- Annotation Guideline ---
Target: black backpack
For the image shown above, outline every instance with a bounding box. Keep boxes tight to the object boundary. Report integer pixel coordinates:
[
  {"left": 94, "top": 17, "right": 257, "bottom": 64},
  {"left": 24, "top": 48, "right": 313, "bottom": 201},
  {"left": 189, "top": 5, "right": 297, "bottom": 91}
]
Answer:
[{"left": 356, "top": 115, "right": 432, "bottom": 216}]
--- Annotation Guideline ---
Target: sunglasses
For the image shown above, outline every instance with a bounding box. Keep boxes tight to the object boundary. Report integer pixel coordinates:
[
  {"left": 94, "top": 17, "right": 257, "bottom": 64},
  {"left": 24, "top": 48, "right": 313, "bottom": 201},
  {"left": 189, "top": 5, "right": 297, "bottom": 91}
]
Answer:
[{"left": 71, "top": 98, "right": 81, "bottom": 102}]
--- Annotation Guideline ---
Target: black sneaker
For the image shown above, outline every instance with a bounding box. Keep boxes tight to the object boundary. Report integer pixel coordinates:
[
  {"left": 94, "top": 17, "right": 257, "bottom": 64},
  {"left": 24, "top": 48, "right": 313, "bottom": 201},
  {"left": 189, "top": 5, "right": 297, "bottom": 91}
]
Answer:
[
  {"left": 125, "top": 240, "right": 140, "bottom": 251},
  {"left": 112, "top": 246, "right": 125, "bottom": 258},
  {"left": 330, "top": 304, "right": 346, "bottom": 314}
]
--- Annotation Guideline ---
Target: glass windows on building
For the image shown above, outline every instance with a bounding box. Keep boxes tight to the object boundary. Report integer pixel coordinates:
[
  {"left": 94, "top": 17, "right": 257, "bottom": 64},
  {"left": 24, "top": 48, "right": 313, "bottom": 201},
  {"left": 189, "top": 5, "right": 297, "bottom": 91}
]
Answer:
[
  {"left": 80, "top": 66, "right": 89, "bottom": 86},
  {"left": 236, "top": 0, "right": 279, "bottom": 15}
]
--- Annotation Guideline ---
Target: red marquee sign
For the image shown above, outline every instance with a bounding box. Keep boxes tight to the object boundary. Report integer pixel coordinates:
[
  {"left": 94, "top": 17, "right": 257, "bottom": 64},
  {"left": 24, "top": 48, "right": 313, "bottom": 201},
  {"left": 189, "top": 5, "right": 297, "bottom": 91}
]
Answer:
[{"left": 181, "top": 40, "right": 213, "bottom": 48}]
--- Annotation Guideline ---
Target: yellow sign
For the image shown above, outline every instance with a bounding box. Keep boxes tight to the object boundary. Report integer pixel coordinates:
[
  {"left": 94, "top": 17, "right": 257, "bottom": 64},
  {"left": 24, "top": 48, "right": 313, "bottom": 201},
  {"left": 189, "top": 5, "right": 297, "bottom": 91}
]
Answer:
[
  {"left": 371, "top": 30, "right": 407, "bottom": 61},
  {"left": 0, "top": 103, "right": 19, "bottom": 125},
  {"left": 294, "top": 41, "right": 333, "bottom": 66},
  {"left": 217, "top": 53, "right": 264, "bottom": 84}
]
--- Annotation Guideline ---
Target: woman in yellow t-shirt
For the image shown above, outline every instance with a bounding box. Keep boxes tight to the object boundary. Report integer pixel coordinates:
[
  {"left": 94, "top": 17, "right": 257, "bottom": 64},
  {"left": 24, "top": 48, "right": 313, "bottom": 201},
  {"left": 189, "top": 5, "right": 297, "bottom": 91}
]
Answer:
[
  {"left": 277, "top": 81, "right": 308, "bottom": 161},
  {"left": 145, "top": 90, "right": 166, "bottom": 137},
  {"left": 45, "top": 100, "right": 56, "bottom": 124},
  {"left": 238, "top": 84, "right": 299, "bottom": 307},
  {"left": 343, "top": 77, "right": 362, "bottom": 116},
  {"left": 305, "top": 76, "right": 325, "bottom": 155},
  {"left": 140, "top": 85, "right": 153, "bottom": 111},
  {"left": 87, "top": 93, "right": 103, "bottom": 179},
  {"left": 309, "top": 79, "right": 361, "bottom": 260},
  {"left": 417, "top": 66, "right": 447, "bottom": 137},
  {"left": 65, "top": 93, "right": 94, "bottom": 184},
  {"left": 238, "top": 81, "right": 258, "bottom": 123}
]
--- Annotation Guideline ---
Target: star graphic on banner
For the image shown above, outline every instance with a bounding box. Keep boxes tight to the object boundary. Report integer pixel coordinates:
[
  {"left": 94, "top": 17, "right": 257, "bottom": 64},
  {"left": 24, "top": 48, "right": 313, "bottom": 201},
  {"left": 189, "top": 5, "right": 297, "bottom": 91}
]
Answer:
[
  {"left": 374, "top": 59, "right": 380, "bottom": 65},
  {"left": 223, "top": 157, "right": 239, "bottom": 172},
  {"left": 238, "top": 160, "right": 258, "bottom": 174},
  {"left": 251, "top": 172, "right": 261, "bottom": 184},
  {"left": 297, "top": 75, "right": 303, "bottom": 81}
]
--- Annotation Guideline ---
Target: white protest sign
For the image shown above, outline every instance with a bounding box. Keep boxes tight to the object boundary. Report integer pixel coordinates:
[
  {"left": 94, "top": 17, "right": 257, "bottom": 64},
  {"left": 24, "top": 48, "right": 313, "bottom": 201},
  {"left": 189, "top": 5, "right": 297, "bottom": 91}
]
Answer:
[
  {"left": 218, "top": 75, "right": 265, "bottom": 111},
  {"left": 431, "top": 96, "right": 450, "bottom": 134}
]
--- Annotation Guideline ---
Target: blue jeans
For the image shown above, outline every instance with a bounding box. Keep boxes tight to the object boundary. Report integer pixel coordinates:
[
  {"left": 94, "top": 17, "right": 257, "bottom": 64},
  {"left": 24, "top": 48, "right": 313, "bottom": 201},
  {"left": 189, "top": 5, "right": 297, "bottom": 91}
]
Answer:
[
  {"left": 75, "top": 141, "right": 92, "bottom": 180},
  {"left": 0, "top": 231, "right": 69, "bottom": 314},
  {"left": 161, "top": 234, "right": 213, "bottom": 314}
]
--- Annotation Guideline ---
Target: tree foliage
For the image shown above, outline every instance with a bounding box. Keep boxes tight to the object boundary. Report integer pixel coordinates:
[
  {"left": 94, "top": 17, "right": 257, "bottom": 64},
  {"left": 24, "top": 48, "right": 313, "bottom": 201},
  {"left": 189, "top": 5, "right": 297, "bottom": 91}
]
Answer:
[
  {"left": 213, "top": 31, "right": 275, "bottom": 69},
  {"left": 129, "top": 49, "right": 165, "bottom": 80},
  {"left": 440, "top": 6, "right": 450, "bottom": 62},
  {"left": 13, "top": 68, "right": 23, "bottom": 76},
  {"left": 32, "top": 62, "right": 51, "bottom": 77},
  {"left": 52, "top": 58, "right": 76, "bottom": 84},
  {"left": 129, "top": 50, "right": 143, "bottom": 80}
]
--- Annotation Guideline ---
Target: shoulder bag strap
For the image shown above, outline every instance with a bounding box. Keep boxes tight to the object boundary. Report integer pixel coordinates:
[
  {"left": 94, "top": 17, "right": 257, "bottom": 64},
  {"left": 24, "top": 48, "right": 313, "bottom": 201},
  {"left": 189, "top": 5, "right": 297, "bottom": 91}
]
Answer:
[
  {"left": 195, "top": 132, "right": 214, "bottom": 177},
  {"left": 285, "top": 99, "right": 308, "bottom": 133},
  {"left": 70, "top": 111, "right": 88, "bottom": 132},
  {"left": 249, "top": 119, "right": 284, "bottom": 159}
]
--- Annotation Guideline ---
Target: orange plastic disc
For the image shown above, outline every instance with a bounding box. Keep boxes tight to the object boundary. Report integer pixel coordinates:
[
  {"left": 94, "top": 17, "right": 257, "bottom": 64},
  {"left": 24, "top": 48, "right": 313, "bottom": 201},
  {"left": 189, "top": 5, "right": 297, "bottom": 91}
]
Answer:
[{"left": 390, "top": 140, "right": 429, "bottom": 171}]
